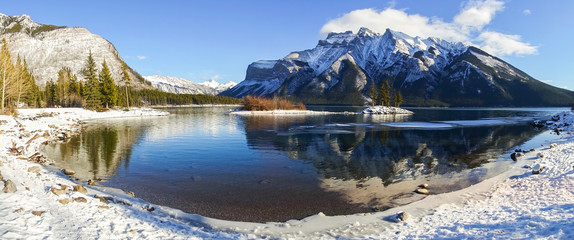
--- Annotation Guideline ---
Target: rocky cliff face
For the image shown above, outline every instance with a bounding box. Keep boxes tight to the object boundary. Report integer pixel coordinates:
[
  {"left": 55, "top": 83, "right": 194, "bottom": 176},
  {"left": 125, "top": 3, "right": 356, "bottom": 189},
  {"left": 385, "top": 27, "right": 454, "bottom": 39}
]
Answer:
[
  {"left": 0, "top": 14, "right": 149, "bottom": 88},
  {"left": 222, "top": 27, "right": 574, "bottom": 106}
]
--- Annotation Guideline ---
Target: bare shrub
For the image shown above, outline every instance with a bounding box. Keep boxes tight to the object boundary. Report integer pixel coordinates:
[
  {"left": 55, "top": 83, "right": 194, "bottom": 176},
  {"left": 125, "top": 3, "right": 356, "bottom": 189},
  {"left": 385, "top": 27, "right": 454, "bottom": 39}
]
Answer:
[{"left": 241, "top": 95, "right": 306, "bottom": 111}]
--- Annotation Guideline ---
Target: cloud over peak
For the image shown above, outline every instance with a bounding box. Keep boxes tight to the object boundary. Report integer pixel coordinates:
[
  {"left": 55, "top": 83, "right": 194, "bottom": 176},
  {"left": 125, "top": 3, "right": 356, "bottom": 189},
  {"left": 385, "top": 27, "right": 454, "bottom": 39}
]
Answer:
[{"left": 320, "top": 0, "right": 537, "bottom": 57}]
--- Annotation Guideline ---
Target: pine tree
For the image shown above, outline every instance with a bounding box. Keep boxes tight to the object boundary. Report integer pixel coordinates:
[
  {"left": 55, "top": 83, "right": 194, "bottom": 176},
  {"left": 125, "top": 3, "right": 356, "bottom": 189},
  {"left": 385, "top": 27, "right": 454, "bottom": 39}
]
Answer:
[
  {"left": 0, "top": 38, "right": 15, "bottom": 113},
  {"left": 121, "top": 65, "right": 131, "bottom": 108},
  {"left": 368, "top": 85, "right": 378, "bottom": 106},
  {"left": 82, "top": 50, "right": 101, "bottom": 110},
  {"left": 22, "top": 59, "right": 40, "bottom": 107},
  {"left": 99, "top": 60, "right": 118, "bottom": 108},
  {"left": 379, "top": 80, "right": 391, "bottom": 107},
  {"left": 394, "top": 89, "right": 403, "bottom": 107}
]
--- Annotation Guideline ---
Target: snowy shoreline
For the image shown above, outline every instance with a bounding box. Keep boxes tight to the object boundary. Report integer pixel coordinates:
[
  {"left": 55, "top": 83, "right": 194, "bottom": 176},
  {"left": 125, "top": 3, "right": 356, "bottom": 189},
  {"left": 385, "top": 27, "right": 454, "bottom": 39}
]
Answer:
[{"left": 1, "top": 108, "right": 573, "bottom": 239}]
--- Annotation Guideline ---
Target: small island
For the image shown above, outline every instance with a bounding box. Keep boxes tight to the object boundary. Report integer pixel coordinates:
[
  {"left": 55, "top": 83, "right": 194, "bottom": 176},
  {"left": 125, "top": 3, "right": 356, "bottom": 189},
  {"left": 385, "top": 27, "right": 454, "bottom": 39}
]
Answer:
[
  {"left": 231, "top": 95, "right": 413, "bottom": 115},
  {"left": 230, "top": 95, "right": 336, "bottom": 115}
]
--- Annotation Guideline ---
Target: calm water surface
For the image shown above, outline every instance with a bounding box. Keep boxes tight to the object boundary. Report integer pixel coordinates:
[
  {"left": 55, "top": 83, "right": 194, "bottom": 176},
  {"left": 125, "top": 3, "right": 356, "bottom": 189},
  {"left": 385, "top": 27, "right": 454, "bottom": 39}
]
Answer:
[{"left": 44, "top": 106, "right": 566, "bottom": 222}]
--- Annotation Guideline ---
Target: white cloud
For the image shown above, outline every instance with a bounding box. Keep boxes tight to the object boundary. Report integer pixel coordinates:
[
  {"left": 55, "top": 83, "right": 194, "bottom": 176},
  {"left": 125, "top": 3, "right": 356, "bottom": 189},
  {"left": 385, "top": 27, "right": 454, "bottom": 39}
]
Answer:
[
  {"left": 477, "top": 31, "right": 538, "bottom": 56},
  {"left": 453, "top": 0, "right": 504, "bottom": 32},
  {"left": 137, "top": 56, "right": 147, "bottom": 60},
  {"left": 319, "top": 0, "right": 537, "bottom": 57},
  {"left": 523, "top": 9, "right": 531, "bottom": 15}
]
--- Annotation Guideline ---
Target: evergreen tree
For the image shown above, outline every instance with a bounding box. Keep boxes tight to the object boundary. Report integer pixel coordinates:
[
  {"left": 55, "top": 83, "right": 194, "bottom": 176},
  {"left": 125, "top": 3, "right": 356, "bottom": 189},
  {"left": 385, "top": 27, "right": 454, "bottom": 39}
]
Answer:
[
  {"left": 379, "top": 80, "right": 391, "bottom": 107},
  {"left": 99, "top": 60, "right": 118, "bottom": 108},
  {"left": 394, "top": 89, "right": 403, "bottom": 107},
  {"left": 368, "top": 85, "right": 378, "bottom": 106},
  {"left": 82, "top": 51, "right": 101, "bottom": 110},
  {"left": 121, "top": 65, "right": 131, "bottom": 108},
  {"left": 45, "top": 79, "right": 58, "bottom": 107},
  {"left": 22, "top": 60, "right": 41, "bottom": 107}
]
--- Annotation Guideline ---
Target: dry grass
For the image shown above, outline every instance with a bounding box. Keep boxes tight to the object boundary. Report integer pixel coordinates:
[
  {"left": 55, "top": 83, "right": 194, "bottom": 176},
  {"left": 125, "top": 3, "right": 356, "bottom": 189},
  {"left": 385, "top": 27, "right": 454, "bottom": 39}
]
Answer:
[{"left": 242, "top": 95, "right": 306, "bottom": 111}]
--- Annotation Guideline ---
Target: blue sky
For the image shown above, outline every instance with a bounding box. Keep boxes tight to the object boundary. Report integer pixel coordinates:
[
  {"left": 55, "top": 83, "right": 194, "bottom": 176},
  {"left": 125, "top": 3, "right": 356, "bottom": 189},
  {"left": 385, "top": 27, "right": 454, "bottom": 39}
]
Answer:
[{"left": 2, "top": 0, "right": 574, "bottom": 90}]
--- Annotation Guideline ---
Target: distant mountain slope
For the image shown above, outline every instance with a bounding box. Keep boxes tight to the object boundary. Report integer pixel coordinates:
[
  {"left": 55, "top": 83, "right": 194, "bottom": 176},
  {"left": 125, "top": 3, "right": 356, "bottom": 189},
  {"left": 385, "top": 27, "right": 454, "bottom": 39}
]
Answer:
[
  {"left": 0, "top": 14, "right": 150, "bottom": 88},
  {"left": 145, "top": 75, "right": 236, "bottom": 95},
  {"left": 222, "top": 27, "right": 574, "bottom": 107}
]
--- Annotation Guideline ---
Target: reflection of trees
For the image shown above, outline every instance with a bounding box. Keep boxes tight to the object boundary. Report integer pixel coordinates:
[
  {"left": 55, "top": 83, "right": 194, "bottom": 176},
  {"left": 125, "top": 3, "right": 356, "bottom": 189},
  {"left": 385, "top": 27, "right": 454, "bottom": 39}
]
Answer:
[
  {"left": 241, "top": 118, "right": 542, "bottom": 185},
  {"left": 45, "top": 121, "right": 145, "bottom": 180}
]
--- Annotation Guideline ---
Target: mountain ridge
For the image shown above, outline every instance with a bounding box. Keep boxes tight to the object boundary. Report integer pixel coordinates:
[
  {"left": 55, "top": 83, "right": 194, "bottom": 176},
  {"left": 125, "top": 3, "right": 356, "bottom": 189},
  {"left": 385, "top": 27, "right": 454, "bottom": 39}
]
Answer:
[
  {"left": 145, "top": 75, "right": 237, "bottom": 95},
  {"left": 222, "top": 27, "right": 574, "bottom": 107},
  {"left": 0, "top": 13, "right": 150, "bottom": 89}
]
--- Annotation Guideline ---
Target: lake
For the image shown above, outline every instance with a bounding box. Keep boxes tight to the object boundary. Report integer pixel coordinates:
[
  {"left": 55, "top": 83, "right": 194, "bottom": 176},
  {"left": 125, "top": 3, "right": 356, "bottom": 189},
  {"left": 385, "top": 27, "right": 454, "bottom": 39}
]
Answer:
[{"left": 43, "top": 106, "right": 566, "bottom": 222}]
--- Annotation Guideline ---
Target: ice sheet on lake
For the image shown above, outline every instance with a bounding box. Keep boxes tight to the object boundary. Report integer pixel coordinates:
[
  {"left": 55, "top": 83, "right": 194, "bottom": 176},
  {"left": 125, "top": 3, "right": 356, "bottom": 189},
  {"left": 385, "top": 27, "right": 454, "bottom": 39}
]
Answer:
[
  {"left": 382, "top": 118, "right": 526, "bottom": 129},
  {"left": 381, "top": 122, "right": 455, "bottom": 129}
]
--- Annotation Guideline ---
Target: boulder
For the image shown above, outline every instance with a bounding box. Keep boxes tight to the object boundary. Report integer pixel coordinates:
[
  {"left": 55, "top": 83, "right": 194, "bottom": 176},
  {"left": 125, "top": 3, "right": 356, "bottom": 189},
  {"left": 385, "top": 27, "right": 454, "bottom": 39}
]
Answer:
[
  {"left": 550, "top": 143, "right": 558, "bottom": 149},
  {"left": 537, "top": 153, "right": 544, "bottom": 158},
  {"left": 510, "top": 152, "right": 524, "bottom": 161},
  {"left": 0, "top": 170, "right": 4, "bottom": 181},
  {"left": 73, "top": 185, "right": 88, "bottom": 194},
  {"left": 532, "top": 164, "right": 545, "bottom": 174},
  {"left": 59, "top": 199, "right": 73, "bottom": 205},
  {"left": 415, "top": 188, "right": 429, "bottom": 194},
  {"left": 418, "top": 183, "right": 429, "bottom": 188},
  {"left": 87, "top": 179, "right": 95, "bottom": 186},
  {"left": 27, "top": 166, "right": 42, "bottom": 173},
  {"left": 50, "top": 187, "right": 67, "bottom": 196},
  {"left": 74, "top": 197, "right": 87, "bottom": 203},
  {"left": 31, "top": 210, "right": 45, "bottom": 216},
  {"left": 395, "top": 211, "right": 410, "bottom": 222},
  {"left": 62, "top": 169, "right": 76, "bottom": 175},
  {"left": 3, "top": 179, "right": 17, "bottom": 193}
]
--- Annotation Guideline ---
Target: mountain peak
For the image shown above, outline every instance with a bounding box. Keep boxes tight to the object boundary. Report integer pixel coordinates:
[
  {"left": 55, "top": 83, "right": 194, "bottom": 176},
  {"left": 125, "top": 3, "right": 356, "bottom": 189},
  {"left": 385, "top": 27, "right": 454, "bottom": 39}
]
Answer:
[
  {"left": 0, "top": 14, "right": 39, "bottom": 31},
  {"left": 357, "top": 27, "right": 378, "bottom": 38}
]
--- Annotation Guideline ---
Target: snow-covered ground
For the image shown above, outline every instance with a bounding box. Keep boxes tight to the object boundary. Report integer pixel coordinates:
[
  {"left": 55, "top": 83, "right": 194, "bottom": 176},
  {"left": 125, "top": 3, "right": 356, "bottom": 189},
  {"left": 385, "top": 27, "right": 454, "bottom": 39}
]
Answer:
[
  {"left": 362, "top": 106, "right": 414, "bottom": 115},
  {"left": 1, "top": 108, "right": 573, "bottom": 239}
]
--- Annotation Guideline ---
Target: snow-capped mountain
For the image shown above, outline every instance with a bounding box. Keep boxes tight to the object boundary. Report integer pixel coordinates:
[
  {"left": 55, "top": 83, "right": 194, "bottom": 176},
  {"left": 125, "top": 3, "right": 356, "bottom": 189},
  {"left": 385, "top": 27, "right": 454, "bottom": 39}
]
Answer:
[
  {"left": 0, "top": 14, "right": 149, "bottom": 88},
  {"left": 145, "top": 75, "right": 236, "bottom": 95},
  {"left": 222, "top": 27, "right": 574, "bottom": 106}
]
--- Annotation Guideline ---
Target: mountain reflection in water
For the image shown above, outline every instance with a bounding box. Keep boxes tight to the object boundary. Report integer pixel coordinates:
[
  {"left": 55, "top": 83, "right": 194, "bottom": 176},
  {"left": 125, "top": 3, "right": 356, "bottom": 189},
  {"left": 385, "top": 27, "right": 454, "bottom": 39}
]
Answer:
[{"left": 43, "top": 107, "right": 562, "bottom": 222}]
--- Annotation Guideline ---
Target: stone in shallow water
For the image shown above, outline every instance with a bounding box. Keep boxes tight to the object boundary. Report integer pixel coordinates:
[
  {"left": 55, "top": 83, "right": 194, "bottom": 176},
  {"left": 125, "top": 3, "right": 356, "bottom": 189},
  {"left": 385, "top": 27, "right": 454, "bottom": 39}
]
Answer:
[
  {"left": 62, "top": 169, "right": 76, "bottom": 175},
  {"left": 415, "top": 188, "right": 429, "bottom": 194}
]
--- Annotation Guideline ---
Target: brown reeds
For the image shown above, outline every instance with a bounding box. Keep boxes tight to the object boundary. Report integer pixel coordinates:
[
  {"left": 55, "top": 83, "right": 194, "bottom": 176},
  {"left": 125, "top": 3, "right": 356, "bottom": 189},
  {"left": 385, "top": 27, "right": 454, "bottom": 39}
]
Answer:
[{"left": 241, "top": 95, "right": 306, "bottom": 111}]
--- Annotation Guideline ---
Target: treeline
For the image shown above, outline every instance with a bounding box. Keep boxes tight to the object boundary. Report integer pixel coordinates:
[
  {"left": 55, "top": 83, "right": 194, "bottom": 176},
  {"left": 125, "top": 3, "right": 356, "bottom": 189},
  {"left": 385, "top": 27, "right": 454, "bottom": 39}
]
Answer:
[
  {"left": 0, "top": 39, "right": 240, "bottom": 114},
  {"left": 133, "top": 89, "right": 240, "bottom": 106},
  {"left": 368, "top": 79, "right": 403, "bottom": 107}
]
